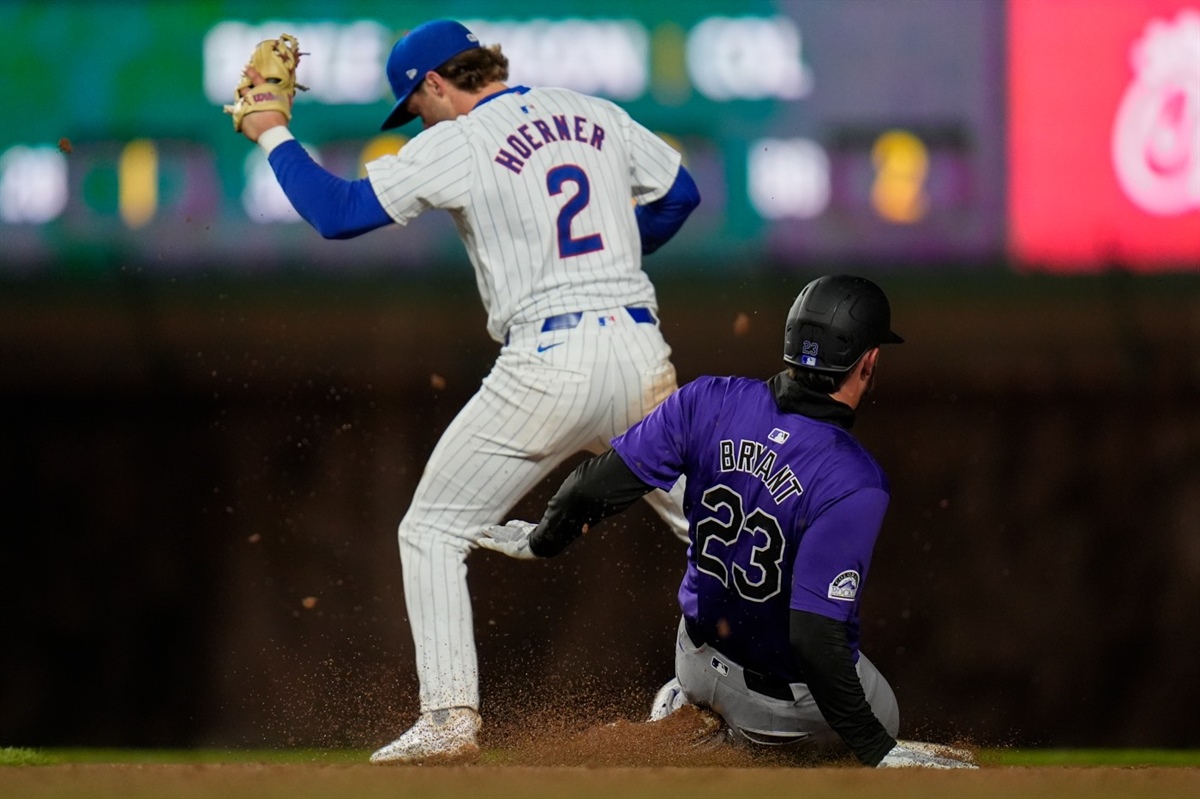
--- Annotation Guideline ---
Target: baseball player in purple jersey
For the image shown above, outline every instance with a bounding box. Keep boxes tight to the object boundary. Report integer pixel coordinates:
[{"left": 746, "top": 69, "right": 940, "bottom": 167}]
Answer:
[
  {"left": 232, "top": 20, "right": 699, "bottom": 764},
  {"left": 480, "top": 275, "right": 977, "bottom": 768}
]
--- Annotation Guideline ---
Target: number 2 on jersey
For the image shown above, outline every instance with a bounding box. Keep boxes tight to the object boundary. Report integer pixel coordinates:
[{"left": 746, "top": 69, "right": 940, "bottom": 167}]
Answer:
[{"left": 547, "top": 164, "right": 604, "bottom": 258}]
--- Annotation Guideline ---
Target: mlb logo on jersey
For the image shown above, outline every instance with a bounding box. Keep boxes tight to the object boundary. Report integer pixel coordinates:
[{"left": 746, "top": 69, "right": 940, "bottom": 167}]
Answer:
[
  {"left": 827, "top": 570, "right": 860, "bottom": 601},
  {"left": 710, "top": 656, "right": 730, "bottom": 677},
  {"left": 768, "top": 428, "right": 790, "bottom": 444}
]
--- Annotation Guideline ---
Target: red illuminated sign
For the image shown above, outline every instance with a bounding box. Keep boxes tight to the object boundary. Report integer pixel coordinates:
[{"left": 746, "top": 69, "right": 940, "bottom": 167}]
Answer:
[{"left": 1008, "top": 0, "right": 1200, "bottom": 271}]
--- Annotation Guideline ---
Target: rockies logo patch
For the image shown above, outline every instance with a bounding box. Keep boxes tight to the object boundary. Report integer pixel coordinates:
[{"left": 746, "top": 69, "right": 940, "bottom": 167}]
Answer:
[{"left": 827, "top": 570, "right": 860, "bottom": 601}]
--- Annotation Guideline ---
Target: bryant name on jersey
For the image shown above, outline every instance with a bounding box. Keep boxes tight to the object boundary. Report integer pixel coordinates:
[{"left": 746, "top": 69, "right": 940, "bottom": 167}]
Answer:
[{"left": 718, "top": 438, "right": 805, "bottom": 503}]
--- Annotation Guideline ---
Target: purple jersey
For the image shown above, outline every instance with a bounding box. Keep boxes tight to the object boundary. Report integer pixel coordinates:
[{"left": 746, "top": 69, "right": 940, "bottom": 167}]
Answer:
[{"left": 611, "top": 376, "right": 891, "bottom": 683}]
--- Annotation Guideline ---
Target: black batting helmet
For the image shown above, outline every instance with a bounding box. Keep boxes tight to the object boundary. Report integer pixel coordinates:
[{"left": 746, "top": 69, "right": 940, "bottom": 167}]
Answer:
[{"left": 783, "top": 275, "right": 904, "bottom": 373}]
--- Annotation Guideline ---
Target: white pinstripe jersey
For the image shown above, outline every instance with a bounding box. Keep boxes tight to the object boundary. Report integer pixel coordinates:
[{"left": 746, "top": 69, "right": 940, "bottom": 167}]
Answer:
[{"left": 365, "top": 86, "right": 683, "bottom": 342}]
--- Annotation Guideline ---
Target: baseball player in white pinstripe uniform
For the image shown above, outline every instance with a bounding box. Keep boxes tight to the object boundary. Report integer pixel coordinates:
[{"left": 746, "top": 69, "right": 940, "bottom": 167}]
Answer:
[{"left": 232, "top": 19, "right": 700, "bottom": 763}]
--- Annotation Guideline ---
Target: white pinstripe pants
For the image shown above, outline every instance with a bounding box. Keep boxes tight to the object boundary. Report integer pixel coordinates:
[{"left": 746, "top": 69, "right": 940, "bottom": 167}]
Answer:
[{"left": 397, "top": 307, "right": 688, "bottom": 713}]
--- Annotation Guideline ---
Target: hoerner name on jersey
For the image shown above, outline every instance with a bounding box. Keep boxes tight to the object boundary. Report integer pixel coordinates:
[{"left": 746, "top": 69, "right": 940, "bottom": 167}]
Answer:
[
  {"left": 493, "top": 115, "right": 606, "bottom": 174},
  {"left": 718, "top": 439, "right": 804, "bottom": 503}
]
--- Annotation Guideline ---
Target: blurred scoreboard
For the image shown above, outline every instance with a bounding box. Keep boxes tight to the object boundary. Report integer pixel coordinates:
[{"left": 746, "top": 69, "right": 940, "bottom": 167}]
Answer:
[{"left": 0, "top": 0, "right": 1195, "bottom": 276}]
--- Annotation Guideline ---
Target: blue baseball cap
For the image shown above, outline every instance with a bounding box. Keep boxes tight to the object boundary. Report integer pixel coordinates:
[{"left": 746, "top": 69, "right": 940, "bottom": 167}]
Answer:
[{"left": 381, "top": 20, "right": 481, "bottom": 130}]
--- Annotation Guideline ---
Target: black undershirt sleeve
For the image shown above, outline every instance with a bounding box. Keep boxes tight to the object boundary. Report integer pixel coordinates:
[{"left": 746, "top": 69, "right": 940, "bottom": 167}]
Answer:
[
  {"left": 790, "top": 609, "right": 897, "bottom": 766},
  {"left": 529, "top": 450, "right": 655, "bottom": 558}
]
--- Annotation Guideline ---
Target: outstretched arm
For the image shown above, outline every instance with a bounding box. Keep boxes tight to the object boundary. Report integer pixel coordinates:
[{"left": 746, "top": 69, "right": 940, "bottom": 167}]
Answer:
[
  {"left": 528, "top": 449, "right": 655, "bottom": 557},
  {"left": 260, "top": 133, "right": 393, "bottom": 239},
  {"left": 235, "top": 66, "right": 393, "bottom": 239},
  {"left": 478, "top": 450, "right": 654, "bottom": 559},
  {"left": 481, "top": 387, "right": 690, "bottom": 559},
  {"left": 789, "top": 610, "right": 896, "bottom": 766},
  {"left": 789, "top": 487, "right": 977, "bottom": 769}
]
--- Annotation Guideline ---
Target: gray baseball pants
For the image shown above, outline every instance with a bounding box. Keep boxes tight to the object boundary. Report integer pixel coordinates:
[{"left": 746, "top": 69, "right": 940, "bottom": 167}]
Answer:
[{"left": 673, "top": 616, "right": 900, "bottom": 746}]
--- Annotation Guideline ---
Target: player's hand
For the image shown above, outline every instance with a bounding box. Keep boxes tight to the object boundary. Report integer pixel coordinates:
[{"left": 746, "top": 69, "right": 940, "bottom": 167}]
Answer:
[
  {"left": 477, "top": 520, "right": 540, "bottom": 560},
  {"left": 233, "top": 67, "right": 291, "bottom": 142},
  {"left": 223, "top": 34, "right": 306, "bottom": 140},
  {"left": 876, "top": 742, "right": 978, "bottom": 769}
]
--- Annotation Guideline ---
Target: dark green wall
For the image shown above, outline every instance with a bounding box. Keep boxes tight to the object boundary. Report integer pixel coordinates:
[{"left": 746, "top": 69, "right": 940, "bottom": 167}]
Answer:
[{"left": 1, "top": 272, "right": 1198, "bottom": 748}]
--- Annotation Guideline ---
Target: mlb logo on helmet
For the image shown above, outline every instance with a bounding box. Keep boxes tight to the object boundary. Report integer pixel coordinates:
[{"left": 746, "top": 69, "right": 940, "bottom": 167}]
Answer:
[{"left": 382, "top": 19, "right": 482, "bottom": 130}]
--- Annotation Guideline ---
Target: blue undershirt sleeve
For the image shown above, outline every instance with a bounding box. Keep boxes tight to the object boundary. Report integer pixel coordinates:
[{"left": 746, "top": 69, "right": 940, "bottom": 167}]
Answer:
[
  {"left": 635, "top": 164, "right": 701, "bottom": 255},
  {"left": 266, "top": 140, "right": 393, "bottom": 239}
]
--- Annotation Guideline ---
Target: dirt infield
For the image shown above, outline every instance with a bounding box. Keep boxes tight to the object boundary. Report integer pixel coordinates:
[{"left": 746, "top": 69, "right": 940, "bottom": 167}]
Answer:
[
  {"left": 4, "top": 709, "right": 1198, "bottom": 798},
  {"left": 3, "top": 712, "right": 1198, "bottom": 799},
  {"left": 2, "top": 764, "right": 1198, "bottom": 799}
]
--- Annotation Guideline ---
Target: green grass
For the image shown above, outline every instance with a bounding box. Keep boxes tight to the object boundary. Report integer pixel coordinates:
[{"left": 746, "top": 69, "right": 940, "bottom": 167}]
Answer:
[
  {"left": 3, "top": 747, "right": 1199, "bottom": 768},
  {"left": 0, "top": 749, "right": 59, "bottom": 766},
  {"left": 985, "top": 748, "right": 1200, "bottom": 767}
]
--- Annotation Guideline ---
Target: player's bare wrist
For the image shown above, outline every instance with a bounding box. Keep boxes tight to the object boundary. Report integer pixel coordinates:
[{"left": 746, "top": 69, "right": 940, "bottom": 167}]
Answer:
[{"left": 256, "top": 125, "right": 295, "bottom": 155}]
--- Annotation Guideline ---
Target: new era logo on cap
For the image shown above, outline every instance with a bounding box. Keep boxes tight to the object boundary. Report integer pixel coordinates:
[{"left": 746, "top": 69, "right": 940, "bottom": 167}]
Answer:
[{"left": 406, "top": 68, "right": 417, "bottom": 79}]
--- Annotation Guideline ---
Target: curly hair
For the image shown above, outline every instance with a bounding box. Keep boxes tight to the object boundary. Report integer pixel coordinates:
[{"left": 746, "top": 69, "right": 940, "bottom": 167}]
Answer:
[{"left": 436, "top": 45, "right": 509, "bottom": 91}]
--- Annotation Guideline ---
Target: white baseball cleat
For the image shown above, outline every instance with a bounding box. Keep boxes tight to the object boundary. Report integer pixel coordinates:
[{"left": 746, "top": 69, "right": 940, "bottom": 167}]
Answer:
[
  {"left": 648, "top": 677, "right": 687, "bottom": 721},
  {"left": 369, "top": 707, "right": 482, "bottom": 765}
]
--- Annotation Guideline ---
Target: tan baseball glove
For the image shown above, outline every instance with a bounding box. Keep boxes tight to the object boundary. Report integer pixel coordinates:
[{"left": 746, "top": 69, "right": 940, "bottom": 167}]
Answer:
[{"left": 223, "top": 33, "right": 308, "bottom": 132}]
